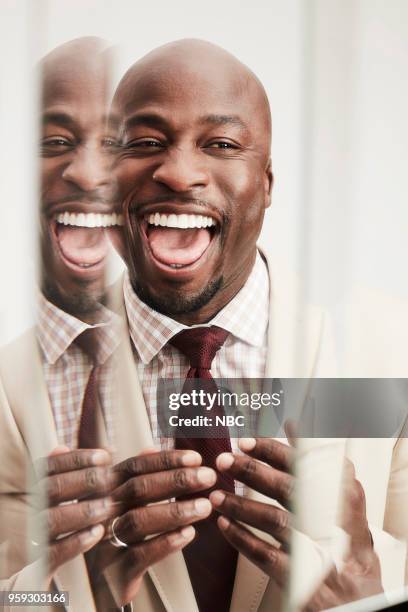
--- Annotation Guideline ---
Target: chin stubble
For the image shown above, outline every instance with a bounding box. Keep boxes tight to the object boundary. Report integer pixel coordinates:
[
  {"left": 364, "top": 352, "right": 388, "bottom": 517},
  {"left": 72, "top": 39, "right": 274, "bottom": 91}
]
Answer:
[
  {"left": 42, "top": 279, "right": 107, "bottom": 317},
  {"left": 131, "top": 276, "right": 223, "bottom": 317}
]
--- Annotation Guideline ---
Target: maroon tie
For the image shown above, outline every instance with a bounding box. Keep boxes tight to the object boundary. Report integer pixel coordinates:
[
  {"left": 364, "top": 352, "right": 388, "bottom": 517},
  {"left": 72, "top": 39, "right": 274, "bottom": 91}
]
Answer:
[
  {"left": 170, "top": 326, "right": 237, "bottom": 612},
  {"left": 76, "top": 329, "right": 101, "bottom": 449},
  {"left": 75, "top": 331, "right": 126, "bottom": 611}
]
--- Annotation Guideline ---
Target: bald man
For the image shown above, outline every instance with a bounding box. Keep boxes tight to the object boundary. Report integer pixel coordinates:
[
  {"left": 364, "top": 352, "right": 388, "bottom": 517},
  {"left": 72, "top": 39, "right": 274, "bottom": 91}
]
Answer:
[
  {"left": 88, "top": 39, "right": 343, "bottom": 612},
  {"left": 101, "top": 39, "right": 408, "bottom": 612}
]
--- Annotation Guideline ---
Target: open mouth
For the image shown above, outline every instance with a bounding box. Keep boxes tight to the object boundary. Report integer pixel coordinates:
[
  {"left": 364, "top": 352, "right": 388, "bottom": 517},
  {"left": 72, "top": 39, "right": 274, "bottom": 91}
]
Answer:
[
  {"left": 142, "top": 212, "right": 218, "bottom": 273},
  {"left": 52, "top": 211, "right": 124, "bottom": 275}
]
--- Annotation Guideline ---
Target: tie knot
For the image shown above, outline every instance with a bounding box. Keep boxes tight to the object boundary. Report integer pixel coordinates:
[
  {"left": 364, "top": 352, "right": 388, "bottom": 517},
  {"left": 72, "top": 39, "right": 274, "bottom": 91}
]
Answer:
[
  {"left": 74, "top": 328, "right": 101, "bottom": 363},
  {"left": 170, "top": 326, "right": 229, "bottom": 372}
]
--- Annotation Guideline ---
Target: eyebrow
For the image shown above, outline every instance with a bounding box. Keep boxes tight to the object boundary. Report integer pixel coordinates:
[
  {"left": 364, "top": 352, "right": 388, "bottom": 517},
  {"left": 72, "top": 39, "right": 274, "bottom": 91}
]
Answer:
[
  {"left": 123, "top": 113, "right": 169, "bottom": 134},
  {"left": 106, "top": 113, "right": 120, "bottom": 131},
  {"left": 122, "top": 112, "right": 248, "bottom": 134},
  {"left": 199, "top": 114, "right": 247, "bottom": 130},
  {"left": 42, "top": 111, "right": 76, "bottom": 129}
]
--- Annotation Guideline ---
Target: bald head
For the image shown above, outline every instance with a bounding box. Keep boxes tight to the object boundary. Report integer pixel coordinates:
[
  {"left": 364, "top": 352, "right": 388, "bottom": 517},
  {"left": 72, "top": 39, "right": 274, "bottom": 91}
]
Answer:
[
  {"left": 113, "top": 38, "right": 271, "bottom": 154},
  {"left": 41, "top": 37, "right": 111, "bottom": 107},
  {"left": 39, "top": 37, "right": 117, "bottom": 319},
  {"left": 112, "top": 38, "right": 273, "bottom": 324}
]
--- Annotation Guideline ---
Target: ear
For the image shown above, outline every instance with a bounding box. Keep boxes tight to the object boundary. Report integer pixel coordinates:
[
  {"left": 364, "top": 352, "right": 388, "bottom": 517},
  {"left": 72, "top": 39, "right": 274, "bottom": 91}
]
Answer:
[{"left": 264, "top": 158, "right": 273, "bottom": 209}]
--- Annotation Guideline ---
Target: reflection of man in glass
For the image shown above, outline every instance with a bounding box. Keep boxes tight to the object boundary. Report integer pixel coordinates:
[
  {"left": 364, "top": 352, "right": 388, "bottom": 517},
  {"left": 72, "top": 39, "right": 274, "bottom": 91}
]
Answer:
[
  {"left": 40, "top": 36, "right": 121, "bottom": 318},
  {"left": 0, "top": 37, "right": 124, "bottom": 603}
]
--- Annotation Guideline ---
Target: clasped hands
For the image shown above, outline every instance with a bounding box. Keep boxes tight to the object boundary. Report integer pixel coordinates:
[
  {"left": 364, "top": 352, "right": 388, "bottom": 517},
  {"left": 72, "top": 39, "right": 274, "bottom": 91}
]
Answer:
[{"left": 32, "top": 437, "right": 381, "bottom": 609}]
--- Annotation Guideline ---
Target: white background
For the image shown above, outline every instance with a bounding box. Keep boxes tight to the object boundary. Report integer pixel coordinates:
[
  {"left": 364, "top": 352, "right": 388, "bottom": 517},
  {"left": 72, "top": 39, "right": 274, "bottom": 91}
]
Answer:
[{"left": 0, "top": 0, "right": 407, "bottom": 346}]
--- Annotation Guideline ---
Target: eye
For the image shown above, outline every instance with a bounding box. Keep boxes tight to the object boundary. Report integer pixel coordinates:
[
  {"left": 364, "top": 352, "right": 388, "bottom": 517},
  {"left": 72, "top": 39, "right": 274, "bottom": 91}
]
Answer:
[
  {"left": 41, "top": 137, "right": 73, "bottom": 156},
  {"left": 102, "top": 137, "right": 120, "bottom": 150},
  {"left": 126, "top": 138, "right": 164, "bottom": 149},
  {"left": 205, "top": 140, "right": 241, "bottom": 152},
  {"left": 121, "top": 138, "right": 165, "bottom": 157}
]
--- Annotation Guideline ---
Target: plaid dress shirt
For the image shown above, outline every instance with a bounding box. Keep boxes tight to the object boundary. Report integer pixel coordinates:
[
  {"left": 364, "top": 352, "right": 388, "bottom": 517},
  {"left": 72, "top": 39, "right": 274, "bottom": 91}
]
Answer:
[
  {"left": 36, "top": 294, "right": 121, "bottom": 448},
  {"left": 124, "top": 251, "right": 269, "bottom": 459}
]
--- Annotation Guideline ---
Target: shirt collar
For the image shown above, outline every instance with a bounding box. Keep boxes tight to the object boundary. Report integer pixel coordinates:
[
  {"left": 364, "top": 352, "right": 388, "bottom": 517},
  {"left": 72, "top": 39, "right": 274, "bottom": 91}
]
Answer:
[
  {"left": 37, "top": 293, "right": 122, "bottom": 365},
  {"left": 124, "top": 250, "right": 269, "bottom": 365}
]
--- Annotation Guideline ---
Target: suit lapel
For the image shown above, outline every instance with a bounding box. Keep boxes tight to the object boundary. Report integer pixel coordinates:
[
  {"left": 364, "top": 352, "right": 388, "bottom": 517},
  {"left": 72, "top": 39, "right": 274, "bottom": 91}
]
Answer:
[
  {"left": 231, "top": 252, "right": 326, "bottom": 612},
  {"left": 1, "top": 330, "right": 96, "bottom": 612},
  {"left": 110, "top": 289, "right": 199, "bottom": 612}
]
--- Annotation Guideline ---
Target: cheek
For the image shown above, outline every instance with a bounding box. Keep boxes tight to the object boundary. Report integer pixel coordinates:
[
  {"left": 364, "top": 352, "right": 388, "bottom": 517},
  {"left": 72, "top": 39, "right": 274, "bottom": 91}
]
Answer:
[
  {"left": 217, "top": 166, "right": 265, "bottom": 224},
  {"left": 40, "top": 159, "right": 65, "bottom": 199},
  {"left": 115, "top": 159, "right": 149, "bottom": 199}
]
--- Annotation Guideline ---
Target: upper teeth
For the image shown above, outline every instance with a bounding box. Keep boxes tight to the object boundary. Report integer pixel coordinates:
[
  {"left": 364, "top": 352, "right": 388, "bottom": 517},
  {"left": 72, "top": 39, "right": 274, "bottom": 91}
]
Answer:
[
  {"left": 146, "top": 213, "right": 216, "bottom": 229},
  {"left": 56, "top": 212, "right": 124, "bottom": 228}
]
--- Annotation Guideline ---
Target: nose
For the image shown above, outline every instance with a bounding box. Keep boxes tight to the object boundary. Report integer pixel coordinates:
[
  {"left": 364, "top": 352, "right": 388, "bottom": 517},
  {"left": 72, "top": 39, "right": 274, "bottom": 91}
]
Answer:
[
  {"left": 152, "top": 149, "right": 209, "bottom": 192},
  {"left": 62, "top": 145, "right": 111, "bottom": 192}
]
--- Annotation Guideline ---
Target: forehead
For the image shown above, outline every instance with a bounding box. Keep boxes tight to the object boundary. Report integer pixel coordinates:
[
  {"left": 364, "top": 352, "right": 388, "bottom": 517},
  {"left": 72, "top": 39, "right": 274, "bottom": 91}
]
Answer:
[
  {"left": 42, "top": 60, "right": 110, "bottom": 122},
  {"left": 119, "top": 64, "right": 258, "bottom": 130}
]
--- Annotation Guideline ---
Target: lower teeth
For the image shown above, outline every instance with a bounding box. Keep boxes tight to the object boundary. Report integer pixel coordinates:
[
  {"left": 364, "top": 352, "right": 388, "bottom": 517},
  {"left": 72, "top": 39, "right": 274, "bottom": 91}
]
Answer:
[
  {"left": 78, "top": 263, "right": 93, "bottom": 268},
  {"left": 170, "top": 264, "right": 184, "bottom": 269}
]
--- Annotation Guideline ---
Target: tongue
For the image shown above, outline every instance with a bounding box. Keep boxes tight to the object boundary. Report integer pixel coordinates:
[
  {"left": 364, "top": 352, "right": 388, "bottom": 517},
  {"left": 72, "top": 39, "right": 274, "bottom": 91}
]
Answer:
[
  {"left": 149, "top": 227, "right": 211, "bottom": 266},
  {"left": 57, "top": 226, "right": 109, "bottom": 266}
]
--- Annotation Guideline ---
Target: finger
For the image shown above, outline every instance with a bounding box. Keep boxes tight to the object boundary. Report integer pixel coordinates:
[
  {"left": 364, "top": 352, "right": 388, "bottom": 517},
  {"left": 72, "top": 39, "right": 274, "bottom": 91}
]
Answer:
[
  {"left": 49, "top": 446, "right": 71, "bottom": 456},
  {"left": 210, "top": 490, "right": 290, "bottom": 545},
  {"left": 138, "top": 447, "right": 160, "bottom": 456},
  {"left": 44, "top": 466, "right": 122, "bottom": 505},
  {"left": 47, "top": 524, "right": 104, "bottom": 576},
  {"left": 112, "top": 466, "right": 216, "bottom": 506},
  {"left": 284, "top": 420, "right": 298, "bottom": 447},
  {"left": 113, "top": 498, "right": 212, "bottom": 544},
  {"left": 44, "top": 497, "right": 116, "bottom": 540},
  {"left": 302, "top": 582, "right": 343, "bottom": 612},
  {"left": 217, "top": 517, "right": 289, "bottom": 588},
  {"left": 343, "top": 457, "right": 356, "bottom": 480},
  {"left": 118, "top": 526, "right": 196, "bottom": 605},
  {"left": 216, "top": 453, "right": 293, "bottom": 509},
  {"left": 38, "top": 449, "right": 112, "bottom": 477},
  {"left": 238, "top": 438, "right": 292, "bottom": 472},
  {"left": 113, "top": 449, "right": 202, "bottom": 478}
]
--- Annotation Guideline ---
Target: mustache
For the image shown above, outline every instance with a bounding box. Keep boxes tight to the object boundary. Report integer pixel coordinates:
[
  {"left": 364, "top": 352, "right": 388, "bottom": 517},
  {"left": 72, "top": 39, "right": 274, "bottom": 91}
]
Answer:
[
  {"left": 126, "top": 194, "right": 228, "bottom": 222},
  {"left": 46, "top": 194, "right": 117, "bottom": 206},
  {"left": 43, "top": 193, "right": 118, "bottom": 216}
]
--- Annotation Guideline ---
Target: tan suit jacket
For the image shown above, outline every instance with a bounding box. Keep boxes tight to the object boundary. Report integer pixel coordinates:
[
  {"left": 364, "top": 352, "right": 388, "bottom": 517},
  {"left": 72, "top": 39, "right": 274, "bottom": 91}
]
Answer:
[{"left": 0, "top": 262, "right": 406, "bottom": 611}]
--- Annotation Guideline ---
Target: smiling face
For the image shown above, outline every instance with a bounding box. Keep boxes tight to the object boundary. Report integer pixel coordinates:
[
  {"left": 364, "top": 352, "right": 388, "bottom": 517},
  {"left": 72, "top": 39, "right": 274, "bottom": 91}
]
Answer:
[
  {"left": 112, "top": 40, "right": 272, "bottom": 324},
  {"left": 40, "top": 39, "right": 122, "bottom": 318}
]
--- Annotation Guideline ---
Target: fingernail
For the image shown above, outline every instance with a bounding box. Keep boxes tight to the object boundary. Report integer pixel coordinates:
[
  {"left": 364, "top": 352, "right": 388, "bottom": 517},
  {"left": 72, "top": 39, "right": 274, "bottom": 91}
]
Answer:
[
  {"left": 239, "top": 438, "right": 256, "bottom": 452},
  {"left": 172, "top": 525, "right": 195, "bottom": 545},
  {"left": 216, "top": 453, "right": 234, "bottom": 471},
  {"left": 218, "top": 516, "right": 230, "bottom": 530},
  {"left": 209, "top": 490, "right": 226, "bottom": 507},
  {"left": 194, "top": 498, "right": 212, "bottom": 516},
  {"left": 182, "top": 451, "right": 202, "bottom": 466},
  {"left": 80, "top": 524, "right": 103, "bottom": 544},
  {"left": 180, "top": 525, "right": 195, "bottom": 540},
  {"left": 103, "top": 497, "right": 114, "bottom": 511},
  {"left": 91, "top": 524, "right": 104, "bottom": 537},
  {"left": 92, "top": 450, "right": 110, "bottom": 465},
  {"left": 197, "top": 467, "right": 217, "bottom": 486},
  {"left": 93, "top": 498, "right": 112, "bottom": 516}
]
